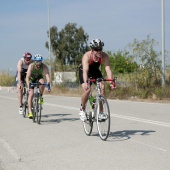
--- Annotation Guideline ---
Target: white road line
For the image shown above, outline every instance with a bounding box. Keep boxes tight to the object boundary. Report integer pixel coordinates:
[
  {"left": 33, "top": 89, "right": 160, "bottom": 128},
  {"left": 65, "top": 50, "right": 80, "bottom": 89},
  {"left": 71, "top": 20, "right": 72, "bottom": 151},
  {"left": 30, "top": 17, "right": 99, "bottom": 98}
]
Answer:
[
  {"left": 45, "top": 103, "right": 79, "bottom": 110},
  {"left": 130, "top": 139, "right": 167, "bottom": 152},
  {"left": 1, "top": 95, "right": 170, "bottom": 127},
  {"left": 112, "top": 114, "right": 170, "bottom": 127},
  {"left": 0, "top": 96, "right": 17, "bottom": 100},
  {"left": 44, "top": 103, "right": 170, "bottom": 128},
  {"left": 0, "top": 95, "right": 169, "bottom": 153},
  {"left": 108, "top": 99, "right": 170, "bottom": 105}
]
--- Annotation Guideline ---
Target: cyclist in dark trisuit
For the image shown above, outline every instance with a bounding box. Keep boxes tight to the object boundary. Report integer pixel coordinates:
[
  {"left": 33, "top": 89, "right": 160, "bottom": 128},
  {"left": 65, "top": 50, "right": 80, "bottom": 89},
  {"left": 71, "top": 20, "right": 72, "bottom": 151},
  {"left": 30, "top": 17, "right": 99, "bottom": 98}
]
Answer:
[
  {"left": 78, "top": 39, "right": 115, "bottom": 121},
  {"left": 16, "top": 52, "right": 33, "bottom": 115}
]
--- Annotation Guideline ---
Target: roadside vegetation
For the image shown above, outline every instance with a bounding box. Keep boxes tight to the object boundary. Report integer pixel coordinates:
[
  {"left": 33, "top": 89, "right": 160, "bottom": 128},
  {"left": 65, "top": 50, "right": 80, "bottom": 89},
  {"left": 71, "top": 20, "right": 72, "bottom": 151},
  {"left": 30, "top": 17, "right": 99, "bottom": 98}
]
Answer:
[
  {"left": 1, "top": 70, "right": 170, "bottom": 102},
  {"left": 0, "top": 71, "right": 16, "bottom": 86},
  {"left": 1, "top": 23, "right": 169, "bottom": 102}
]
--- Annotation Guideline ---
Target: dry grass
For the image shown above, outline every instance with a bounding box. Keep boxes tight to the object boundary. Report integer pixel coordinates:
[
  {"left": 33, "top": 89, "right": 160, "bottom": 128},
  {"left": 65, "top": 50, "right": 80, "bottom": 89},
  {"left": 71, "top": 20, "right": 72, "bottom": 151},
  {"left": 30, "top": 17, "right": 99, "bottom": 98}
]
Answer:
[
  {"left": 44, "top": 85, "right": 82, "bottom": 97},
  {"left": 44, "top": 83, "right": 170, "bottom": 104},
  {"left": 0, "top": 72, "right": 15, "bottom": 86},
  {"left": 1, "top": 71, "right": 170, "bottom": 103}
]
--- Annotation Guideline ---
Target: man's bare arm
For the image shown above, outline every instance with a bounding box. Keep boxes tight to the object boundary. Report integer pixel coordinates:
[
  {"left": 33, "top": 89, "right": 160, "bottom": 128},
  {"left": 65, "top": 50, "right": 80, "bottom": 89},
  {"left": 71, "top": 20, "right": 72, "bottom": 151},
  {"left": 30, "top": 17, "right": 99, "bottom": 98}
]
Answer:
[
  {"left": 103, "top": 53, "right": 113, "bottom": 80},
  {"left": 17, "top": 60, "right": 22, "bottom": 83},
  {"left": 82, "top": 54, "right": 89, "bottom": 83},
  {"left": 43, "top": 64, "right": 51, "bottom": 84},
  {"left": 26, "top": 64, "right": 32, "bottom": 89}
]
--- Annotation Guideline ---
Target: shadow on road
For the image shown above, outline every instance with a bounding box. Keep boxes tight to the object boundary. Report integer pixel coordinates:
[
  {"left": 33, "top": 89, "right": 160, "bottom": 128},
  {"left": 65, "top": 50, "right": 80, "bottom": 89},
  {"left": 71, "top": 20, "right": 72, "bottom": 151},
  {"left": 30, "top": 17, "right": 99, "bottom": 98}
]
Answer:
[
  {"left": 40, "top": 113, "right": 79, "bottom": 124},
  {"left": 109, "top": 130, "right": 155, "bottom": 141}
]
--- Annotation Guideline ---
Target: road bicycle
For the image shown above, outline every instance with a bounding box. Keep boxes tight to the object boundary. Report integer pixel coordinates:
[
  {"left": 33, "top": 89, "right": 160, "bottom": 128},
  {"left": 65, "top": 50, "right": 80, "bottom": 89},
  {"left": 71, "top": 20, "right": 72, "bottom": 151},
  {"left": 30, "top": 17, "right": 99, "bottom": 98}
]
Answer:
[
  {"left": 83, "top": 77, "right": 116, "bottom": 141},
  {"left": 31, "top": 82, "right": 50, "bottom": 124},
  {"left": 22, "top": 82, "right": 29, "bottom": 118}
]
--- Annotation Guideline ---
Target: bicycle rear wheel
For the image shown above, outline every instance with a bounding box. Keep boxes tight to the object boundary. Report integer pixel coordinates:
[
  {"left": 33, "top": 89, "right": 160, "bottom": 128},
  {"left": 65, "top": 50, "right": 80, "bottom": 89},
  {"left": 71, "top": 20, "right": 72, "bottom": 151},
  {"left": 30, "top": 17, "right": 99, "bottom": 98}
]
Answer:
[
  {"left": 83, "top": 100, "right": 93, "bottom": 136},
  {"left": 23, "top": 101, "right": 28, "bottom": 118},
  {"left": 96, "top": 96, "right": 110, "bottom": 141}
]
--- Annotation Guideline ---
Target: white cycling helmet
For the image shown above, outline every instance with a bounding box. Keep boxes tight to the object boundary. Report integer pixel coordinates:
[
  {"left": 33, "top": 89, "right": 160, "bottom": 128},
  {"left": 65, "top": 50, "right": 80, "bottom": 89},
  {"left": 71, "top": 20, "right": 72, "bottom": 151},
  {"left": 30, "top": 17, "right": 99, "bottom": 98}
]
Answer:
[{"left": 90, "top": 39, "right": 104, "bottom": 48}]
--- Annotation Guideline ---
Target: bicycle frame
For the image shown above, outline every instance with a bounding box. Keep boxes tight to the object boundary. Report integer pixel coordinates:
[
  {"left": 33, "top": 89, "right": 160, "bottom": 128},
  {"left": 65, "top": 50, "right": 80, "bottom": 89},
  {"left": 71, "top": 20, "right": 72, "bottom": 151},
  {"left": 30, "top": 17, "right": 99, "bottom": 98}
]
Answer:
[
  {"left": 83, "top": 77, "right": 116, "bottom": 141},
  {"left": 31, "top": 82, "right": 49, "bottom": 124},
  {"left": 88, "top": 78, "right": 116, "bottom": 118}
]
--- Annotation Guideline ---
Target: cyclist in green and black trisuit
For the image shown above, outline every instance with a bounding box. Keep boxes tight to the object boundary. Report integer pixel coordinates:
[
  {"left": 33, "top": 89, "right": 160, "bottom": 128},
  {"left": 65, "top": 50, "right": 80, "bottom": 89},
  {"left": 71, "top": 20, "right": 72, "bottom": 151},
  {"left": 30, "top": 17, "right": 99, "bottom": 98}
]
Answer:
[{"left": 26, "top": 54, "right": 51, "bottom": 119}]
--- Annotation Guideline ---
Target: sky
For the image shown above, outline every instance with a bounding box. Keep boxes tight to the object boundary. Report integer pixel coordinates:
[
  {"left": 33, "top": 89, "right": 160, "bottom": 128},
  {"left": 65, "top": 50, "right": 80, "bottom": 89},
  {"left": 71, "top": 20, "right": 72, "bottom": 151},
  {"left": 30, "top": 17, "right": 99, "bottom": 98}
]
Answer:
[{"left": 0, "top": 0, "right": 170, "bottom": 74}]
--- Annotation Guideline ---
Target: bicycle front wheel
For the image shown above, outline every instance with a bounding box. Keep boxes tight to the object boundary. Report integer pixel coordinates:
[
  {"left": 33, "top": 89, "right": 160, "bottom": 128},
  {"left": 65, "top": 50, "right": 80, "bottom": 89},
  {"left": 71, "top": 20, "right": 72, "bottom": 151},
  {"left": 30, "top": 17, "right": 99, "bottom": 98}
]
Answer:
[
  {"left": 32, "top": 98, "right": 37, "bottom": 123},
  {"left": 36, "top": 103, "right": 42, "bottom": 124},
  {"left": 96, "top": 96, "right": 110, "bottom": 141},
  {"left": 23, "top": 93, "right": 28, "bottom": 118},
  {"left": 83, "top": 100, "right": 93, "bottom": 136},
  {"left": 36, "top": 96, "right": 42, "bottom": 124}
]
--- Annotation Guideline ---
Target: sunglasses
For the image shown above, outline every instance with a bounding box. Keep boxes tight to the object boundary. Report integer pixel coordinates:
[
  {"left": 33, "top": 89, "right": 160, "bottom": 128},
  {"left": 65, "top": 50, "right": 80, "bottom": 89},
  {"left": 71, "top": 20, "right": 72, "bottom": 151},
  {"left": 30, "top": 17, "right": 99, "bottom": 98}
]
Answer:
[
  {"left": 25, "top": 57, "right": 31, "bottom": 61},
  {"left": 35, "top": 61, "right": 42, "bottom": 65},
  {"left": 94, "top": 48, "right": 102, "bottom": 52}
]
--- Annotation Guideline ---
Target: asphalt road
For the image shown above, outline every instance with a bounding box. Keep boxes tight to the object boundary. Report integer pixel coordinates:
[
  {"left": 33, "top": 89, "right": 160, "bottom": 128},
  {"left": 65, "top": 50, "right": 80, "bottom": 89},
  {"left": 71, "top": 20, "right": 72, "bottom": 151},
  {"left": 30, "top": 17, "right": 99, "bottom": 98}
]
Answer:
[{"left": 0, "top": 89, "right": 170, "bottom": 170}]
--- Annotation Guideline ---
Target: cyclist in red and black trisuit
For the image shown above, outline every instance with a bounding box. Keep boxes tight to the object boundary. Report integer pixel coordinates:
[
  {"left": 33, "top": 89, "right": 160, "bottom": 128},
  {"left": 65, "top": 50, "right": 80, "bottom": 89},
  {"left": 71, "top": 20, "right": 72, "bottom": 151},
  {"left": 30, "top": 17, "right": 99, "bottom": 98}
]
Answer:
[{"left": 78, "top": 38, "right": 115, "bottom": 121}]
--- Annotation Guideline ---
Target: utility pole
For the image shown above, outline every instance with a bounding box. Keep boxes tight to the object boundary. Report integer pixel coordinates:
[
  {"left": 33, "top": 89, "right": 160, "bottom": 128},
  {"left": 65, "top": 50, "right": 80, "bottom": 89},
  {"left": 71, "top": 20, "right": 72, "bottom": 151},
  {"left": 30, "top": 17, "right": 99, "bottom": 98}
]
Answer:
[
  {"left": 161, "top": 0, "right": 165, "bottom": 87},
  {"left": 47, "top": 0, "right": 51, "bottom": 79}
]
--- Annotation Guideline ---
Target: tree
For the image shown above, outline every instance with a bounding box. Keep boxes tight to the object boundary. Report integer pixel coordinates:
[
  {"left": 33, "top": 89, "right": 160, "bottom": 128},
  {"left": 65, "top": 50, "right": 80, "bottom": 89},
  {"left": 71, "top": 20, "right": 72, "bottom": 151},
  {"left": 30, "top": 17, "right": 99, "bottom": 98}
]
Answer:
[
  {"left": 45, "top": 23, "right": 89, "bottom": 71},
  {"left": 129, "top": 35, "right": 162, "bottom": 88},
  {"left": 101, "top": 50, "right": 138, "bottom": 77}
]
